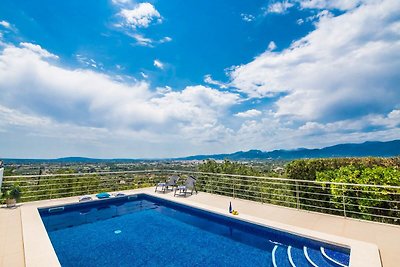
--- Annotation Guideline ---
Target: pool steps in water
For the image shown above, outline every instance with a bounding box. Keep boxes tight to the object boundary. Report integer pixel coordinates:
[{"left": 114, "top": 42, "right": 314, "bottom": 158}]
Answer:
[
  {"left": 321, "top": 247, "right": 348, "bottom": 267},
  {"left": 271, "top": 244, "right": 348, "bottom": 267}
]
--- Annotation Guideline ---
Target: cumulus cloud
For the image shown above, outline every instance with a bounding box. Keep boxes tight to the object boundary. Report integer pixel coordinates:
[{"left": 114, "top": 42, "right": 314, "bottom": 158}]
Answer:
[
  {"left": 111, "top": 1, "right": 168, "bottom": 47},
  {"left": 230, "top": 0, "right": 400, "bottom": 123},
  {"left": 2, "top": 0, "right": 400, "bottom": 157},
  {"left": 20, "top": 42, "right": 59, "bottom": 59},
  {"left": 235, "top": 109, "right": 262, "bottom": 118},
  {"left": 232, "top": 108, "right": 400, "bottom": 152},
  {"left": 0, "top": 42, "right": 242, "bottom": 157},
  {"left": 119, "top": 3, "right": 162, "bottom": 29}
]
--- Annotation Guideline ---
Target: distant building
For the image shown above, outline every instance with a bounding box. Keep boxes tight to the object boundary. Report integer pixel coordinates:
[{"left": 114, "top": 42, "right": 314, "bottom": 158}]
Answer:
[{"left": 273, "top": 167, "right": 285, "bottom": 174}]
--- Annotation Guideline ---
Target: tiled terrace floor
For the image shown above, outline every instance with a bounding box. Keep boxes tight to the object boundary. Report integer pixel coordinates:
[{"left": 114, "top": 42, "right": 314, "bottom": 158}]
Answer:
[
  {"left": 0, "top": 206, "right": 25, "bottom": 267},
  {"left": 1, "top": 187, "right": 400, "bottom": 267}
]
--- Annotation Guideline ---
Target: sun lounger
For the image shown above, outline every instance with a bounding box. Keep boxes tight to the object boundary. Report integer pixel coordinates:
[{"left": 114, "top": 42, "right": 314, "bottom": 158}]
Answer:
[
  {"left": 174, "top": 176, "right": 197, "bottom": 197},
  {"left": 155, "top": 175, "right": 180, "bottom": 193},
  {"left": 79, "top": 195, "right": 93, "bottom": 202}
]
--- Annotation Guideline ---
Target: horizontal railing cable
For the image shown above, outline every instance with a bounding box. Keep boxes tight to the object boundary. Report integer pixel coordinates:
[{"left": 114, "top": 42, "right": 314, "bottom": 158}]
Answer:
[{"left": 2, "top": 170, "right": 399, "bottom": 224}]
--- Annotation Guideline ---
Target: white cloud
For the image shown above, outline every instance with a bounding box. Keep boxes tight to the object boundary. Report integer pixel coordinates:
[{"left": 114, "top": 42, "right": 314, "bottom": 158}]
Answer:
[
  {"left": 232, "top": 108, "right": 400, "bottom": 152},
  {"left": 297, "top": 0, "right": 364, "bottom": 11},
  {"left": 156, "top": 86, "right": 172, "bottom": 94},
  {"left": 204, "top": 74, "right": 228, "bottom": 89},
  {"left": 0, "top": 20, "right": 11, "bottom": 29},
  {"left": 266, "top": 1, "right": 294, "bottom": 14},
  {"left": 306, "top": 10, "right": 333, "bottom": 23},
  {"left": 0, "top": 42, "right": 242, "bottom": 157},
  {"left": 230, "top": 0, "right": 400, "bottom": 123},
  {"left": 153, "top": 59, "right": 164, "bottom": 69},
  {"left": 119, "top": 3, "right": 162, "bottom": 29},
  {"left": 20, "top": 42, "right": 59, "bottom": 59},
  {"left": 235, "top": 109, "right": 262, "bottom": 118},
  {"left": 132, "top": 33, "right": 154, "bottom": 47}
]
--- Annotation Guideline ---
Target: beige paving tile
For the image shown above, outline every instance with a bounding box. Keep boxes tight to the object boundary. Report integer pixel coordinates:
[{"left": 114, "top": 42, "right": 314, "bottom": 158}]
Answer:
[
  {"left": 311, "top": 216, "right": 346, "bottom": 236},
  {"left": 2, "top": 251, "right": 25, "bottom": 267},
  {"left": 0, "top": 207, "right": 25, "bottom": 267}
]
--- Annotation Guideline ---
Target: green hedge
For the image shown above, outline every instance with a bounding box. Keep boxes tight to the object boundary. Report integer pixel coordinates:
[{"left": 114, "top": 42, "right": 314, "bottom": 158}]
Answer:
[
  {"left": 317, "top": 166, "right": 400, "bottom": 222},
  {"left": 286, "top": 157, "right": 400, "bottom": 224},
  {"left": 286, "top": 157, "right": 400, "bottom": 181}
]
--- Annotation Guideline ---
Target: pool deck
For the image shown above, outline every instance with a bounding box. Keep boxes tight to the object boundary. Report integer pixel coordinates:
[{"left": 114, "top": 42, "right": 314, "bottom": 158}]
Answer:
[{"left": 1, "top": 187, "right": 399, "bottom": 267}]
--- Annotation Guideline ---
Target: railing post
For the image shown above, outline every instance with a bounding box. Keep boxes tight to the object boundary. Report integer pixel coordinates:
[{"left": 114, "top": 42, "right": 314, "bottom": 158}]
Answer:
[
  {"left": 232, "top": 178, "right": 235, "bottom": 199},
  {"left": 295, "top": 181, "right": 300, "bottom": 209},
  {"left": 342, "top": 185, "right": 347, "bottom": 217},
  {"left": 0, "top": 167, "right": 4, "bottom": 192},
  {"left": 49, "top": 178, "right": 53, "bottom": 199}
]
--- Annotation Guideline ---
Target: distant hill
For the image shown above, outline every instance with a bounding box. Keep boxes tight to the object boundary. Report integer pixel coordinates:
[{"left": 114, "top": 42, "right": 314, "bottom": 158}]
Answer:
[
  {"left": 1, "top": 157, "right": 143, "bottom": 164},
  {"left": 2, "top": 140, "right": 400, "bottom": 164},
  {"left": 177, "top": 140, "right": 400, "bottom": 160}
]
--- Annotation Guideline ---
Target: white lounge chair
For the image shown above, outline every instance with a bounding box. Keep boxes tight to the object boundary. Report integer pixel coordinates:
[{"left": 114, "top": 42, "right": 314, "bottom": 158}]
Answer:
[{"left": 79, "top": 195, "right": 93, "bottom": 202}]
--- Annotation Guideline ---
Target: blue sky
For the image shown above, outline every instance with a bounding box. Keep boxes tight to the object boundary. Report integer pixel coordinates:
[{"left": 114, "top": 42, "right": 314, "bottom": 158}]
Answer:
[{"left": 0, "top": 0, "right": 399, "bottom": 158}]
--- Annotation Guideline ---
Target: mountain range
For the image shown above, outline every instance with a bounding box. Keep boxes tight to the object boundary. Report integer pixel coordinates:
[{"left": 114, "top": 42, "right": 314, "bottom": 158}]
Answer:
[
  {"left": 177, "top": 140, "right": 400, "bottom": 160},
  {"left": 1, "top": 140, "right": 400, "bottom": 164}
]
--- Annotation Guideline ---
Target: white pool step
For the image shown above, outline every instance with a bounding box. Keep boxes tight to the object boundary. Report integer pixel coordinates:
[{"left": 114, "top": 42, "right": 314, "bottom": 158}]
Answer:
[
  {"left": 272, "top": 244, "right": 347, "bottom": 267},
  {"left": 304, "top": 246, "right": 319, "bottom": 267},
  {"left": 321, "top": 247, "right": 348, "bottom": 267},
  {"left": 272, "top": 245, "right": 278, "bottom": 267},
  {"left": 287, "top": 246, "right": 296, "bottom": 267},
  {"left": 272, "top": 244, "right": 294, "bottom": 267}
]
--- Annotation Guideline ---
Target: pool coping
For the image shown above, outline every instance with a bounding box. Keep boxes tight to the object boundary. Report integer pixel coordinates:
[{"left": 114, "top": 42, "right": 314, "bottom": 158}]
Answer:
[{"left": 21, "top": 189, "right": 382, "bottom": 267}]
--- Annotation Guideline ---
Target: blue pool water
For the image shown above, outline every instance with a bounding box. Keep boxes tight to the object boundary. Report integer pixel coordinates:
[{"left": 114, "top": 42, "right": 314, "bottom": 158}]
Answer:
[{"left": 39, "top": 194, "right": 350, "bottom": 267}]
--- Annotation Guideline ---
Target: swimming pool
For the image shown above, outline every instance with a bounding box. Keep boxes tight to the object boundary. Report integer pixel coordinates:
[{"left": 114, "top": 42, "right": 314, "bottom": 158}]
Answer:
[{"left": 39, "top": 194, "right": 350, "bottom": 267}]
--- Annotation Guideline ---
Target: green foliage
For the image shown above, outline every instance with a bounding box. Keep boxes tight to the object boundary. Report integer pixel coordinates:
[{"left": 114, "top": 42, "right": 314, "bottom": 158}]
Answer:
[
  {"left": 1, "top": 184, "right": 22, "bottom": 201},
  {"left": 286, "top": 157, "right": 400, "bottom": 181},
  {"left": 3, "top": 167, "right": 15, "bottom": 176},
  {"left": 316, "top": 166, "right": 400, "bottom": 222},
  {"left": 197, "top": 160, "right": 296, "bottom": 208},
  {"left": 198, "top": 160, "right": 261, "bottom": 176},
  {"left": 285, "top": 158, "right": 400, "bottom": 223}
]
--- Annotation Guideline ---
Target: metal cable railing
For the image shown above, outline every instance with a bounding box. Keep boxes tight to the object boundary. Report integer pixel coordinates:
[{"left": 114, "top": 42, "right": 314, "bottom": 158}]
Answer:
[{"left": 1, "top": 170, "right": 399, "bottom": 225}]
